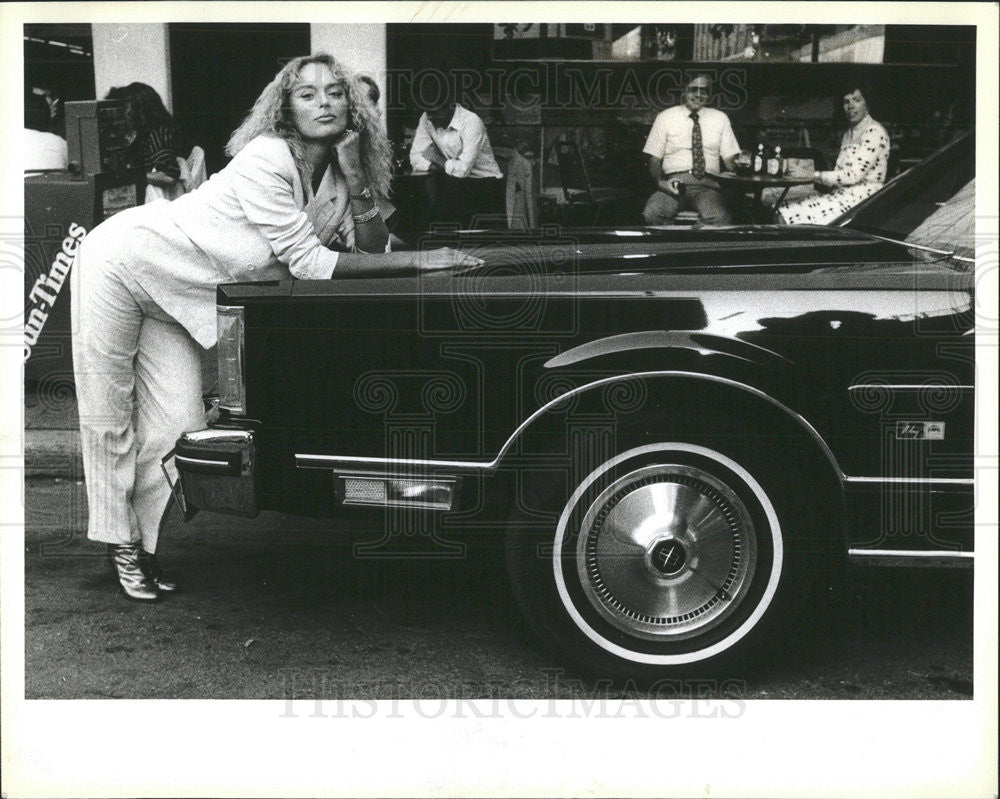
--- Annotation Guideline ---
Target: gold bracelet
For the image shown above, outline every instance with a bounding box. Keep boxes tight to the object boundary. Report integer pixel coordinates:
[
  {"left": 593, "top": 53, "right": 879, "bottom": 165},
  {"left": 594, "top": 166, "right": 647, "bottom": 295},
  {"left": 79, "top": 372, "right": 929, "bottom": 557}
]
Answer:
[{"left": 352, "top": 205, "right": 380, "bottom": 223}]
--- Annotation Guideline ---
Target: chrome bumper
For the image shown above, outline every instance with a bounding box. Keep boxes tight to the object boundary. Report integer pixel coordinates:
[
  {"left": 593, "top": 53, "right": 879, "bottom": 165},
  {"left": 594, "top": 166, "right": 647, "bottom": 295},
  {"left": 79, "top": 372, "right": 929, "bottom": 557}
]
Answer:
[{"left": 175, "top": 428, "right": 258, "bottom": 517}]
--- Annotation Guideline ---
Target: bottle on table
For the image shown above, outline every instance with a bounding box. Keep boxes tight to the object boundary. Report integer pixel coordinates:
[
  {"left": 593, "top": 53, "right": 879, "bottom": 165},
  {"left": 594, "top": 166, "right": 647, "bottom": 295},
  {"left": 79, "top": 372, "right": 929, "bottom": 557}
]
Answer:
[
  {"left": 766, "top": 145, "right": 781, "bottom": 176},
  {"left": 753, "top": 142, "right": 765, "bottom": 175}
]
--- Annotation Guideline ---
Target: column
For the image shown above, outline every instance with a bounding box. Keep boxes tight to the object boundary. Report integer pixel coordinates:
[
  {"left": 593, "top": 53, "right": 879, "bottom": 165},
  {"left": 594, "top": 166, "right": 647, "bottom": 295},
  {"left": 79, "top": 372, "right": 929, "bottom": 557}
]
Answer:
[
  {"left": 310, "top": 23, "right": 387, "bottom": 125},
  {"left": 92, "top": 23, "right": 172, "bottom": 109}
]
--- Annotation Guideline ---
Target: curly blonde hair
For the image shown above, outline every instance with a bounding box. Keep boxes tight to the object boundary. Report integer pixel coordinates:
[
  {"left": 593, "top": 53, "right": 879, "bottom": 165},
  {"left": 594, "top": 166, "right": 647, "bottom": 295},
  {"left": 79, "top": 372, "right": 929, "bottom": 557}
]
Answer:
[{"left": 227, "top": 53, "right": 392, "bottom": 198}]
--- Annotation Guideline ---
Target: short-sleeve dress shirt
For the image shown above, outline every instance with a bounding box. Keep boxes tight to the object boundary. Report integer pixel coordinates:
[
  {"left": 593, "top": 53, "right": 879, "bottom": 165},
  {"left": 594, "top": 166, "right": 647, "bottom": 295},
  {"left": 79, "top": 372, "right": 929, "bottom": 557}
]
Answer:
[{"left": 642, "top": 105, "right": 741, "bottom": 176}]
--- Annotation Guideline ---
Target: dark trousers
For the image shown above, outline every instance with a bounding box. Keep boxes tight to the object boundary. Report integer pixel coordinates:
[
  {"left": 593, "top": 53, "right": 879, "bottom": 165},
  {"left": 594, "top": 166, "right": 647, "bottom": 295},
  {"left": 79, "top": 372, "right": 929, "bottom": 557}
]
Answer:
[{"left": 643, "top": 173, "right": 734, "bottom": 225}]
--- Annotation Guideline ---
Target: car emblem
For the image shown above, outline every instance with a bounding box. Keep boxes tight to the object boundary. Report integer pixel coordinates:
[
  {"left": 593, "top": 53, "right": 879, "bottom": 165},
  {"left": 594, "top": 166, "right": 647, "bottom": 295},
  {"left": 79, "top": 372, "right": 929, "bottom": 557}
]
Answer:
[
  {"left": 650, "top": 539, "right": 687, "bottom": 576},
  {"left": 896, "top": 421, "right": 946, "bottom": 440}
]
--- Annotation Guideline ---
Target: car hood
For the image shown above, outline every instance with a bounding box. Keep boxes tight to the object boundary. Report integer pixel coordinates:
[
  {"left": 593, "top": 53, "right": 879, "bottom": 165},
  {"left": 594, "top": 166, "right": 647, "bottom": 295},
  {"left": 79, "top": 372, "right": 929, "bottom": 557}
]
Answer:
[{"left": 415, "top": 224, "right": 914, "bottom": 276}]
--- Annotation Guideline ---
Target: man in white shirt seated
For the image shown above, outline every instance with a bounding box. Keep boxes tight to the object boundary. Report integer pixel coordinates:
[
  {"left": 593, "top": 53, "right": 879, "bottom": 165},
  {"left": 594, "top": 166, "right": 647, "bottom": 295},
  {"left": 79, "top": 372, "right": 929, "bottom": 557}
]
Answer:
[
  {"left": 642, "top": 73, "right": 740, "bottom": 225},
  {"left": 409, "top": 90, "right": 504, "bottom": 230},
  {"left": 24, "top": 90, "right": 68, "bottom": 172}
]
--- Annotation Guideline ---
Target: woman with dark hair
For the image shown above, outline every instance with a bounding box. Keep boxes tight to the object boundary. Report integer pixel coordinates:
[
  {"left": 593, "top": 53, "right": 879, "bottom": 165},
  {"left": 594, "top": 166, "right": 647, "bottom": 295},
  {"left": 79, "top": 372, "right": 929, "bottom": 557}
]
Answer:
[
  {"left": 105, "top": 82, "right": 183, "bottom": 188},
  {"left": 778, "top": 83, "right": 890, "bottom": 225},
  {"left": 73, "top": 53, "right": 480, "bottom": 602}
]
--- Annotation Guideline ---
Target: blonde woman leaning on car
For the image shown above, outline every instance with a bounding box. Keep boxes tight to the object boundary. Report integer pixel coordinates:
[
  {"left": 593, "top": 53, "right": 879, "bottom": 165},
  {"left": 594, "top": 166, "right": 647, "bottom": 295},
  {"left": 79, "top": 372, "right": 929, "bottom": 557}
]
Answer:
[{"left": 71, "top": 53, "right": 480, "bottom": 602}]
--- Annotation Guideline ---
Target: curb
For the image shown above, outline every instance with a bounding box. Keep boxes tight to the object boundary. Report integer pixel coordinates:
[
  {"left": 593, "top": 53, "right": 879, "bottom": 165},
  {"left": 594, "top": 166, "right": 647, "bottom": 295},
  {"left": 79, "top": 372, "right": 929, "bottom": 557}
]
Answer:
[{"left": 25, "top": 429, "right": 83, "bottom": 478}]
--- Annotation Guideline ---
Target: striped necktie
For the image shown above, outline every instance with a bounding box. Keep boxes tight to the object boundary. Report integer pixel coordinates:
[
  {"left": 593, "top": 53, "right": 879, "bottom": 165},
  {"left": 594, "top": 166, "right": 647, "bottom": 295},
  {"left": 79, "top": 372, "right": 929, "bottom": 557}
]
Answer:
[{"left": 690, "top": 111, "right": 705, "bottom": 178}]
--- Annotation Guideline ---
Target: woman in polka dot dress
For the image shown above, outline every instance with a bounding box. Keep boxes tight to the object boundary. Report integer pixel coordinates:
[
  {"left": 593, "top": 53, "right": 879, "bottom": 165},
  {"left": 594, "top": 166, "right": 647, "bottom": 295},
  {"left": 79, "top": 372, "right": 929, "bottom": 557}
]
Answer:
[{"left": 779, "top": 84, "right": 890, "bottom": 226}]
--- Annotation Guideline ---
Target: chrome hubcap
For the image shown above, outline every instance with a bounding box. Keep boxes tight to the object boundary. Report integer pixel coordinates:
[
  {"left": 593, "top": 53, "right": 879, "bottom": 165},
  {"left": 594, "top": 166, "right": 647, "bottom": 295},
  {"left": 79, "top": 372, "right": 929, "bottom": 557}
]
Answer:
[{"left": 575, "top": 464, "right": 757, "bottom": 642}]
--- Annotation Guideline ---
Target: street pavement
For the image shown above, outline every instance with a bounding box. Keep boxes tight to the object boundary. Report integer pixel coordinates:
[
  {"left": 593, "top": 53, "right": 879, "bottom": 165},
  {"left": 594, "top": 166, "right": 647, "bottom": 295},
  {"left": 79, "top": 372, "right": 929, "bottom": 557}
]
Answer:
[
  {"left": 24, "top": 475, "right": 974, "bottom": 701},
  {"left": 19, "top": 376, "right": 976, "bottom": 701}
]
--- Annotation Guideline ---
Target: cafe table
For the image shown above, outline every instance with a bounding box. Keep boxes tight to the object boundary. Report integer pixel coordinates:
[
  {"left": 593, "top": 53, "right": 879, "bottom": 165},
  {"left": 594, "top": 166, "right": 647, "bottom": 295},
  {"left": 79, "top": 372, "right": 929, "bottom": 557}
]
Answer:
[{"left": 715, "top": 172, "right": 815, "bottom": 221}]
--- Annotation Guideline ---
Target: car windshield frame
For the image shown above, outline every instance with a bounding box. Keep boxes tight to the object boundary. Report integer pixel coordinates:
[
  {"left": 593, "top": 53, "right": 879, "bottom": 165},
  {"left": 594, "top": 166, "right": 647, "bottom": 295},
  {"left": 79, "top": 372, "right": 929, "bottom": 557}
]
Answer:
[{"left": 831, "top": 130, "right": 975, "bottom": 253}]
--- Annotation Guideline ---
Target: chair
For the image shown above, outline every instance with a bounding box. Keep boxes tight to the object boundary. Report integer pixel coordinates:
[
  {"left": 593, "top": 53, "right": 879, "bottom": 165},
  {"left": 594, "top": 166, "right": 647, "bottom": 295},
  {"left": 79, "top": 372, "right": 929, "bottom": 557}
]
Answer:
[
  {"left": 885, "top": 146, "right": 912, "bottom": 180},
  {"left": 778, "top": 146, "right": 827, "bottom": 175},
  {"left": 553, "top": 140, "right": 634, "bottom": 226},
  {"left": 493, "top": 146, "right": 538, "bottom": 230},
  {"left": 184, "top": 145, "right": 207, "bottom": 190},
  {"left": 145, "top": 146, "right": 207, "bottom": 203},
  {"left": 673, "top": 210, "right": 701, "bottom": 225}
]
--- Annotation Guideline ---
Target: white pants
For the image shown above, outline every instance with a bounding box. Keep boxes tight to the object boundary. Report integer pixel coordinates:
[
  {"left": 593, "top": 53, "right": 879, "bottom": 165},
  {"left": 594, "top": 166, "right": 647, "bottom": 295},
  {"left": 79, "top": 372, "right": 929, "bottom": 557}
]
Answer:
[{"left": 71, "top": 225, "right": 204, "bottom": 551}]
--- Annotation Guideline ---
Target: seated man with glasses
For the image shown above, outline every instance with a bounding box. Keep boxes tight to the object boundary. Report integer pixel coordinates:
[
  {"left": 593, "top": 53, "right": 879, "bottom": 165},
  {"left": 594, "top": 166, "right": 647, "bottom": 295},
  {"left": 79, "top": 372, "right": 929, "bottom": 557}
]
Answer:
[{"left": 642, "top": 73, "right": 740, "bottom": 226}]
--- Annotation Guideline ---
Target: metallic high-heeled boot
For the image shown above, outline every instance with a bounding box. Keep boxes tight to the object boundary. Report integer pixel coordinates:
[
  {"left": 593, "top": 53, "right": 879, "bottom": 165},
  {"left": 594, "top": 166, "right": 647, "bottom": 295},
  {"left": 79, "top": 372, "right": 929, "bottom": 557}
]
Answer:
[
  {"left": 137, "top": 549, "right": 178, "bottom": 593},
  {"left": 108, "top": 544, "right": 160, "bottom": 602}
]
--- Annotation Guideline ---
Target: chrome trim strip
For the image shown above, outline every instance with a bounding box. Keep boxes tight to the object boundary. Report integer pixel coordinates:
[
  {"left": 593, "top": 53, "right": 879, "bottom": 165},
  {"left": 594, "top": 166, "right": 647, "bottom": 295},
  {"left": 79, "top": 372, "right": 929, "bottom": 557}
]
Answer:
[
  {"left": 859, "top": 231, "right": 958, "bottom": 258},
  {"left": 175, "top": 455, "right": 234, "bottom": 470},
  {"left": 843, "top": 476, "right": 974, "bottom": 486},
  {"left": 545, "top": 331, "right": 791, "bottom": 370},
  {"left": 181, "top": 429, "right": 254, "bottom": 444},
  {"left": 848, "top": 549, "right": 973, "bottom": 568},
  {"left": 848, "top": 549, "right": 973, "bottom": 558},
  {"left": 297, "top": 454, "right": 487, "bottom": 471},
  {"left": 342, "top": 497, "right": 452, "bottom": 511},
  {"left": 294, "top": 370, "right": 845, "bottom": 478},
  {"left": 847, "top": 384, "right": 973, "bottom": 390}
]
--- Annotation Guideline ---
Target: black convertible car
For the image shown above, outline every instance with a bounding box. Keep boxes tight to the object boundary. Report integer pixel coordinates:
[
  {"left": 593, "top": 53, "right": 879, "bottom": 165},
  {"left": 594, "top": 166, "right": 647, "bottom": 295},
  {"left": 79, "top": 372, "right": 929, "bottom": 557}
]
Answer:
[{"left": 174, "top": 132, "right": 975, "bottom": 679}]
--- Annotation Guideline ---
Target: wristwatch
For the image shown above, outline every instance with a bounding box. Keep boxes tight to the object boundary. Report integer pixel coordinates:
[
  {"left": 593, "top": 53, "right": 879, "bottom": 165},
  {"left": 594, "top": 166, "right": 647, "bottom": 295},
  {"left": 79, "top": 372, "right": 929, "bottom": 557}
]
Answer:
[{"left": 349, "top": 187, "right": 373, "bottom": 201}]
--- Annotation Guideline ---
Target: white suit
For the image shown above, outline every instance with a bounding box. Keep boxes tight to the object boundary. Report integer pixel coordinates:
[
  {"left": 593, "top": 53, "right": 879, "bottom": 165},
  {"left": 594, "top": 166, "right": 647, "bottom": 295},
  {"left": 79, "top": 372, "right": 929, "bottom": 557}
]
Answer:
[{"left": 72, "top": 135, "right": 370, "bottom": 549}]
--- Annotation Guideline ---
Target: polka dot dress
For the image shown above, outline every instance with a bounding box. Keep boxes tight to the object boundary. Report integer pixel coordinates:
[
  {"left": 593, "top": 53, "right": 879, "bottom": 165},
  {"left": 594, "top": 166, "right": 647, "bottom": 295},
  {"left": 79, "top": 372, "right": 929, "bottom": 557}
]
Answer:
[{"left": 779, "top": 117, "right": 890, "bottom": 225}]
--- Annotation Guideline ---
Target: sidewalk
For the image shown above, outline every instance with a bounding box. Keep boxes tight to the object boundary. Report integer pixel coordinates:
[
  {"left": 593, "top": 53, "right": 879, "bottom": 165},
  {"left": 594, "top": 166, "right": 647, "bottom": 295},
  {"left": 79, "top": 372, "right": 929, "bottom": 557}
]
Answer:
[
  {"left": 24, "top": 382, "right": 82, "bottom": 478},
  {"left": 24, "top": 349, "right": 216, "bottom": 479}
]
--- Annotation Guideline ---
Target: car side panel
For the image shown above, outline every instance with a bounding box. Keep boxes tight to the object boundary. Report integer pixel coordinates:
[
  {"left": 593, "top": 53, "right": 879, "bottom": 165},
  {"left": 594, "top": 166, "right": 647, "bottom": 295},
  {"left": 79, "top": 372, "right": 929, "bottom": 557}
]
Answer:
[{"left": 223, "top": 264, "right": 974, "bottom": 550}]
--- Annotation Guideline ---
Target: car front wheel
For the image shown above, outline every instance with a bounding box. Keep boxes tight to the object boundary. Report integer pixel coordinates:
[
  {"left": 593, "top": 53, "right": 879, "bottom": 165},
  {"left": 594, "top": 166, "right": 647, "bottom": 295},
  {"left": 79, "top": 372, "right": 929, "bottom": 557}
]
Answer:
[{"left": 506, "top": 438, "right": 823, "bottom": 681}]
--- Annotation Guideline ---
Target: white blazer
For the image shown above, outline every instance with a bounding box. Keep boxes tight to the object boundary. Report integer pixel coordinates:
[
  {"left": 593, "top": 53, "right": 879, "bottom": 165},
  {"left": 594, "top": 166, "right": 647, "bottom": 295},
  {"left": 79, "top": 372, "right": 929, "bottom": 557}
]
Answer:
[
  {"left": 81, "top": 136, "right": 361, "bottom": 348},
  {"left": 166, "top": 135, "right": 345, "bottom": 281}
]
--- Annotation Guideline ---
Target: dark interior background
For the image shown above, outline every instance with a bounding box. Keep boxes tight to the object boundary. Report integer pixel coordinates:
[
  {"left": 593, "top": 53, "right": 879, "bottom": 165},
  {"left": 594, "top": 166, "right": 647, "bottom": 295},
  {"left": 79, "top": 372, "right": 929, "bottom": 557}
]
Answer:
[
  {"left": 24, "top": 23, "right": 96, "bottom": 103},
  {"left": 169, "top": 23, "right": 310, "bottom": 175},
  {"left": 385, "top": 23, "right": 976, "bottom": 200},
  {"left": 23, "top": 22, "right": 976, "bottom": 186}
]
